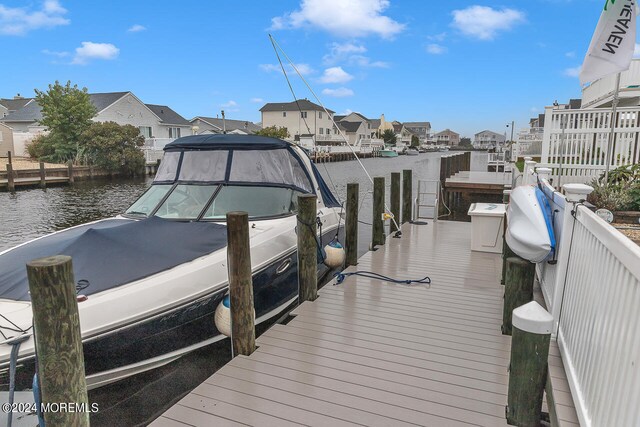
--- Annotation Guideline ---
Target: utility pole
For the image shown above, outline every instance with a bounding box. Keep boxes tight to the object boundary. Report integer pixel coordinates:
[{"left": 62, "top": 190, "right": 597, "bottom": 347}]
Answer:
[{"left": 221, "top": 110, "right": 226, "bottom": 134}]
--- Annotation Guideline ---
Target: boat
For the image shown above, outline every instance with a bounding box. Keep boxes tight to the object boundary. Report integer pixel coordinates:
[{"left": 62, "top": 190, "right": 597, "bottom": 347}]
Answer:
[
  {"left": 505, "top": 185, "right": 556, "bottom": 263},
  {"left": 405, "top": 148, "right": 419, "bottom": 156},
  {"left": 379, "top": 148, "right": 398, "bottom": 158},
  {"left": 0, "top": 134, "right": 344, "bottom": 390}
]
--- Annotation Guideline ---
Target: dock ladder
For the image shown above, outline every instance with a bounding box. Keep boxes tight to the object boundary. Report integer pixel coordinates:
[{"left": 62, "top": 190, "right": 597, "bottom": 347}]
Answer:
[{"left": 414, "top": 180, "right": 440, "bottom": 221}]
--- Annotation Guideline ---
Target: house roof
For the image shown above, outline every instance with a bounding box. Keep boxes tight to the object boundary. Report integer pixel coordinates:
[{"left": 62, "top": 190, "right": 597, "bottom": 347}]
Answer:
[
  {"left": 337, "top": 121, "right": 362, "bottom": 133},
  {"left": 146, "top": 104, "right": 190, "bottom": 126},
  {"left": 341, "top": 112, "right": 369, "bottom": 122},
  {"left": 403, "top": 121, "right": 431, "bottom": 129},
  {"left": 192, "top": 116, "right": 261, "bottom": 133},
  {"left": 0, "top": 98, "right": 33, "bottom": 112},
  {"left": 392, "top": 123, "right": 403, "bottom": 133},
  {"left": 369, "top": 119, "right": 381, "bottom": 128},
  {"left": 333, "top": 115, "right": 346, "bottom": 122},
  {"left": 475, "top": 130, "right": 504, "bottom": 137},
  {"left": 260, "top": 99, "right": 334, "bottom": 113},
  {"left": 436, "top": 129, "right": 459, "bottom": 136},
  {"left": 90, "top": 92, "right": 130, "bottom": 112}
]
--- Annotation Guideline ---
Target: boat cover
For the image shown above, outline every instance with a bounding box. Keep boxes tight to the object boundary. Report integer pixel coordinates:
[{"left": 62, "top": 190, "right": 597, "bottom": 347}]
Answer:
[{"left": 0, "top": 217, "right": 227, "bottom": 301}]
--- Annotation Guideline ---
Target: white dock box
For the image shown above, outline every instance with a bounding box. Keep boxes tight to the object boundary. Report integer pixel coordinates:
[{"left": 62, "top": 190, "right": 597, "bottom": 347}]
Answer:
[{"left": 468, "top": 203, "right": 506, "bottom": 253}]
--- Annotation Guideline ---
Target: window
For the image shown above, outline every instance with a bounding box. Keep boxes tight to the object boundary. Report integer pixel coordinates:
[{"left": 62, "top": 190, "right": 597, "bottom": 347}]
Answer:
[
  {"left": 155, "top": 185, "right": 219, "bottom": 220},
  {"left": 327, "top": 128, "right": 331, "bottom": 135},
  {"left": 125, "top": 185, "right": 173, "bottom": 217},
  {"left": 139, "top": 126, "right": 153, "bottom": 138},
  {"left": 301, "top": 112, "right": 307, "bottom": 118},
  {"left": 202, "top": 186, "right": 302, "bottom": 219},
  {"left": 283, "top": 111, "right": 287, "bottom": 117},
  {"left": 319, "top": 111, "right": 323, "bottom": 119},
  {"left": 168, "top": 127, "right": 181, "bottom": 138},
  {"left": 319, "top": 128, "right": 324, "bottom": 134}
]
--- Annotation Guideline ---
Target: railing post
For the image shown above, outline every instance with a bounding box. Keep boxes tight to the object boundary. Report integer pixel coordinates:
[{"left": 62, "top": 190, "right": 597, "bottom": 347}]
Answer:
[
  {"left": 226, "top": 211, "right": 256, "bottom": 356},
  {"left": 297, "top": 194, "right": 318, "bottom": 302},
  {"left": 39, "top": 161, "right": 46, "bottom": 188},
  {"left": 345, "top": 183, "right": 359, "bottom": 267},
  {"left": 390, "top": 172, "right": 401, "bottom": 233},
  {"left": 372, "top": 177, "right": 385, "bottom": 247},
  {"left": 507, "top": 301, "right": 553, "bottom": 427},
  {"left": 523, "top": 160, "right": 536, "bottom": 185},
  {"left": 6, "top": 164, "right": 15, "bottom": 192},
  {"left": 537, "top": 167, "right": 552, "bottom": 183},
  {"left": 548, "top": 184, "right": 594, "bottom": 333},
  {"left": 502, "top": 257, "right": 536, "bottom": 335},
  {"left": 402, "top": 169, "right": 412, "bottom": 224},
  {"left": 26, "top": 255, "right": 90, "bottom": 427}
]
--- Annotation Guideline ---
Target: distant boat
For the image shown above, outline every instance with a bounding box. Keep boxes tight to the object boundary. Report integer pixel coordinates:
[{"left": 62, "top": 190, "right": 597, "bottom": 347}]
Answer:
[
  {"left": 406, "top": 148, "right": 419, "bottom": 156},
  {"left": 380, "top": 149, "right": 398, "bottom": 158}
]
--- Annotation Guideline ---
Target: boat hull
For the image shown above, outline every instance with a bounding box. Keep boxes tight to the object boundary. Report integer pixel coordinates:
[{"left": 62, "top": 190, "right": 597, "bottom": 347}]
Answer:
[{"left": 380, "top": 150, "right": 398, "bottom": 158}]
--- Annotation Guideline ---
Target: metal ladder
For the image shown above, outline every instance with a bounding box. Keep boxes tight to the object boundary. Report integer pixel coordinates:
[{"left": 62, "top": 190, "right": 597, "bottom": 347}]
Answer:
[{"left": 414, "top": 180, "right": 440, "bottom": 221}]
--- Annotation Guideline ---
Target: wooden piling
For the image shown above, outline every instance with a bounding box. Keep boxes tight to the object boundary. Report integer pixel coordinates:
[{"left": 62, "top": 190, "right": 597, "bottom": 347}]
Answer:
[
  {"left": 372, "top": 177, "right": 385, "bottom": 247},
  {"left": 402, "top": 169, "right": 412, "bottom": 224},
  {"left": 345, "top": 183, "right": 359, "bottom": 267},
  {"left": 507, "top": 302, "right": 553, "bottom": 427},
  {"left": 390, "top": 172, "right": 401, "bottom": 233},
  {"left": 6, "top": 164, "right": 15, "bottom": 192},
  {"left": 226, "top": 211, "right": 256, "bottom": 356},
  {"left": 67, "top": 161, "right": 74, "bottom": 184},
  {"left": 297, "top": 194, "right": 318, "bottom": 302},
  {"left": 26, "top": 255, "right": 90, "bottom": 427},
  {"left": 39, "top": 162, "right": 46, "bottom": 188},
  {"left": 501, "top": 214, "right": 518, "bottom": 286},
  {"left": 502, "top": 257, "right": 536, "bottom": 335}
]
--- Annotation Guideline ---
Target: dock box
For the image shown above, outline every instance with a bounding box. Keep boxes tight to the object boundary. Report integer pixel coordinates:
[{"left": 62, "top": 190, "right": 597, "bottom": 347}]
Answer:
[{"left": 468, "top": 203, "right": 506, "bottom": 253}]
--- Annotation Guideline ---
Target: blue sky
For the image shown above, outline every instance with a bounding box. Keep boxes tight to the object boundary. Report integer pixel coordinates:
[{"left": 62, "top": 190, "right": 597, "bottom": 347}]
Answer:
[{"left": 0, "top": 0, "right": 618, "bottom": 137}]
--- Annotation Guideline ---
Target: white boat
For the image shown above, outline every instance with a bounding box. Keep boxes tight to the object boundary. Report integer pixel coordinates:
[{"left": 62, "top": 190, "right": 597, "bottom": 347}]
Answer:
[
  {"left": 506, "top": 185, "right": 556, "bottom": 263},
  {"left": 0, "top": 134, "right": 344, "bottom": 390},
  {"left": 405, "top": 148, "right": 419, "bottom": 156}
]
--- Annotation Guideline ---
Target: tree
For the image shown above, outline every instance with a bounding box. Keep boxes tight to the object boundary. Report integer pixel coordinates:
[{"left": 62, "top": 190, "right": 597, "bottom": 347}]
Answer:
[
  {"left": 79, "top": 122, "right": 145, "bottom": 175},
  {"left": 382, "top": 129, "right": 397, "bottom": 146},
  {"left": 411, "top": 135, "right": 420, "bottom": 147},
  {"left": 34, "top": 81, "right": 96, "bottom": 162},
  {"left": 459, "top": 137, "right": 473, "bottom": 148},
  {"left": 255, "top": 125, "right": 290, "bottom": 139}
]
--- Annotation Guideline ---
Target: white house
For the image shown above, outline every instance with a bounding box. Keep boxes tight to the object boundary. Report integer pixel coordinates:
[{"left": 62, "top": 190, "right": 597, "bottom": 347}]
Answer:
[
  {"left": 404, "top": 121, "right": 431, "bottom": 144},
  {"left": 260, "top": 99, "right": 335, "bottom": 141},
  {"left": 336, "top": 121, "right": 368, "bottom": 146},
  {"left": 434, "top": 129, "right": 460, "bottom": 146},
  {"left": 190, "top": 116, "right": 261, "bottom": 135},
  {"left": 473, "top": 130, "right": 506, "bottom": 149}
]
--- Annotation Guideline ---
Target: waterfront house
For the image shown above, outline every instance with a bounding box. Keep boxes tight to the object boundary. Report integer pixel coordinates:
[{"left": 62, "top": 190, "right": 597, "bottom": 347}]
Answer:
[
  {"left": 260, "top": 99, "right": 335, "bottom": 141},
  {"left": 435, "top": 129, "right": 460, "bottom": 146},
  {"left": 335, "top": 121, "right": 368, "bottom": 146},
  {"left": 473, "top": 130, "right": 506, "bottom": 149},
  {"left": 403, "top": 121, "right": 431, "bottom": 144},
  {"left": 190, "top": 117, "right": 261, "bottom": 135},
  {"left": 0, "top": 96, "right": 33, "bottom": 119}
]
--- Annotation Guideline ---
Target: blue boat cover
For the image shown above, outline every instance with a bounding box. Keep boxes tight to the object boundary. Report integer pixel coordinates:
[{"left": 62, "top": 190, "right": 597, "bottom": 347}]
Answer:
[
  {"left": 311, "top": 162, "right": 341, "bottom": 208},
  {"left": 0, "top": 217, "right": 227, "bottom": 301},
  {"left": 535, "top": 187, "right": 557, "bottom": 259}
]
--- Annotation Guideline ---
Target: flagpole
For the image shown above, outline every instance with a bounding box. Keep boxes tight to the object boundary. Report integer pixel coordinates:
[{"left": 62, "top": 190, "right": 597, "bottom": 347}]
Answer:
[{"left": 604, "top": 72, "right": 621, "bottom": 184}]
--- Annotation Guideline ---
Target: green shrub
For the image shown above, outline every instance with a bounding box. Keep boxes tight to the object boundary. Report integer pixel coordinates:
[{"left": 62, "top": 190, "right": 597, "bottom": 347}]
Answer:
[{"left": 589, "top": 164, "right": 640, "bottom": 211}]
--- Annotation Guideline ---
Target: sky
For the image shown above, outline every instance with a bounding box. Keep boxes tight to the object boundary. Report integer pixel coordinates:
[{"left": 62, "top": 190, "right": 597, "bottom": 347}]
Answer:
[{"left": 0, "top": 0, "right": 626, "bottom": 138}]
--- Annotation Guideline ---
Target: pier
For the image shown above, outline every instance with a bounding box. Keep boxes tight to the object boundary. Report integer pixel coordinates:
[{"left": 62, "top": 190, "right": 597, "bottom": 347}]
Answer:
[{"left": 150, "top": 217, "right": 578, "bottom": 427}]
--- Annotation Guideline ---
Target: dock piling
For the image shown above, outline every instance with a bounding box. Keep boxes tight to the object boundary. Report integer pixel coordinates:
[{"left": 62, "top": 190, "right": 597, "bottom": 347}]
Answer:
[
  {"left": 507, "top": 301, "right": 553, "bottom": 427},
  {"left": 26, "top": 255, "right": 90, "bottom": 427},
  {"left": 226, "top": 211, "right": 256, "bottom": 356},
  {"left": 7, "top": 150, "right": 12, "bottom": 165},
  {"left": 502, "top": 257, "right": 536, "bottom": 335},
  {"left": 297, "top": 194, "right": 318, "bottom": 302},
  {"left": 402, "top": 169, "right": 412, "bottom": 224},
  {"left": 372, "top": 177, "right": 385, "bottom": 247},
  {"left": 67, "top": 161, "right": 75, "bottom": 184},
  {"left": 39, "top": 162, "right": 46, "bottom": 188},
  {"left": 346, "top": 183, "right": 359, "bottom": 266},
  {"left": 390, "top": 172, "right": 401, "bottom": 233},
  {"left": 6, "top": 164, "right": 15, "bottom": 192}
]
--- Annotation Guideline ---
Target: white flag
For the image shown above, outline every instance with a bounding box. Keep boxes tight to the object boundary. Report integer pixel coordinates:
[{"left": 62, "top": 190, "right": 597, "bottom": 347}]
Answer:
[{"left": 580, "top": 0, "right": 637, "bottom": 85}]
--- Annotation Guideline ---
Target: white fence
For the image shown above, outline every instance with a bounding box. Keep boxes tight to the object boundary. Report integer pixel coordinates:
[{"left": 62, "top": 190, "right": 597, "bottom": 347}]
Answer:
[
  {"left": 522, "top": 163, "right": 640, "bottom": 427},
  {"left": 541, "top": 106, "right": 640, "bottom": 184}
]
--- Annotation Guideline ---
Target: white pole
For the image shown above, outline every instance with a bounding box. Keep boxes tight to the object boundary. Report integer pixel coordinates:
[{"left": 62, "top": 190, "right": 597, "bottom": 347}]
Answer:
[
  {"left": 604, "top": 72, "right": 621, "bottom": 184},
  {"left": 557, "top": 114, "right": 566, "bottom": 189}
]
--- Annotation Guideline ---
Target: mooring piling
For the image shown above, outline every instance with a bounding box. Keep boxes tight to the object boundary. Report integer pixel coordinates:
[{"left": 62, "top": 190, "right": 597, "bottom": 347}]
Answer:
[
  {"left": 402, "top": 169, "right": 412, "bottom": 224},
  {"left": 345, "top": 183, "right": 359, "bottom": 267},
  {"left": 390, "top": 172, "right": 401, "bottom": 233},
  {"left": 502, "top": 257, "right": 536, "bottom": 335},
  {"left": 297, "top": 194, "right": 318, "bottom": 302},
  {"left": 372, "top": 176, "right": 385, "bottom": 247}
]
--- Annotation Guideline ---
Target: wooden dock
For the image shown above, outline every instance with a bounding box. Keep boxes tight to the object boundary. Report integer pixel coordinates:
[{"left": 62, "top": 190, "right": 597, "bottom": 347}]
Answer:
[
  {"left": 442, "top": 171, "right": 512, "bottom": 221},
  {"left": 151, "top": 220, "right": 558, "bottom": 427}
]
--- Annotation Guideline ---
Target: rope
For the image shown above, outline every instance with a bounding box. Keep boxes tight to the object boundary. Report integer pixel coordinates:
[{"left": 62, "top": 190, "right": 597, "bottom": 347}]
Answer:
[
  {"left": 7, "top": 334, "right": 29, "bottom": 427},
  {"left": 297, "top": 217, "right": 326, "bottom": 262},
  {"left": 333, "top": 271, "right": 431, "bottom": 287}
]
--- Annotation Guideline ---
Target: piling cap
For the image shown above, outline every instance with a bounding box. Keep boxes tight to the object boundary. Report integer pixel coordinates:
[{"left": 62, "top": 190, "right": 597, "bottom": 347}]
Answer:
[{"left": 512, "top": 301, "right": 553, "bottom": 335}]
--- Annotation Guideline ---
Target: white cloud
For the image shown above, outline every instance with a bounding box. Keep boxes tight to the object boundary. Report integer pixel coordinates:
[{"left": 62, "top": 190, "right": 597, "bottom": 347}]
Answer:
[
  {"left": 250, "top": 97, "right": 264, "bottom": 103},
  {"left": 319, "top": 66, "right": 353, "bottom": 84},
  {"left": 426, "top": 43, "right": 446, "bottom": 54},
  {"left": 339, "top": 109, "right": 353, "bottom": 116},
  {"left": 565, "top": 51, "right": 576, "bottom": 58},
  {"left": 42, "top": 48, "right": 69, "bottom": 57},
  {"left": 72, "top": 42, "right": 119, "bottom": 65},
  {"left": 0, "top": 0, "right": 69, "bottom": 35},
  {"left": 322, "top": 42, "right": 389, "bottom": 67},
  {"left": 530, "top": 107, "right": 539, "bottom": 113},
  {"left": 564, "top": 66, "right": 581, "bottom": 77},
  {"left": 322, "top": 87, "right": 354, "bottom": 97},
  {"left": 221, "top": 100, "right": 238, "bottom": 108},
  {"left": 428, "top": 32, "right": 447, "bottom": 42},
  {"left": 271, "top": 0, "right": 405, "bottom": 39},
  {"left": 451, "top": 6, "right": 525, "bottom": 40},
  {"left": 127, "top": 24, "right": 146, "bottom": 33},
  {"left": 260, "top": 63, "right": 314, "bottom": 76}
]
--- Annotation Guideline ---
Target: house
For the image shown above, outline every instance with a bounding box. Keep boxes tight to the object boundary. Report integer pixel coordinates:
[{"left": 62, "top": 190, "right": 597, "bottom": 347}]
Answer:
[
  {"left": 190, "top": 116, "right": 261, "bottom": 135},
  {"left": 473, "top": 130, "right": 506, "bottom": 149},
  {"left": 336, "top": 121, "right": 368, "bottom": 146},
  {"left": 403, "top": 121, "right": 431, "bottom": 143},
  {"left": 435, "top": 129, "right": 460, "bottom": 146},
  {"left": 0, "top": 92, "right": 191, "bottom": 151},
  {"left": 260, "top": 99, "right": 335, "bottom": 141},
  {"left": 392, "top": 121, "right": 415, "bottom": 147},
  {"left": 0, "top": 96, "right": 33, "bottom": 118},
  {"left": 0, "top": 123, "right": 14, "bottom": 155}
]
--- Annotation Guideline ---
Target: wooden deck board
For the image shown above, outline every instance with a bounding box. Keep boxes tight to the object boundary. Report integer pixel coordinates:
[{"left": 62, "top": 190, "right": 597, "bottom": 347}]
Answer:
[{"left": 153, "top": 220, "right": 578, "bottom": 426}]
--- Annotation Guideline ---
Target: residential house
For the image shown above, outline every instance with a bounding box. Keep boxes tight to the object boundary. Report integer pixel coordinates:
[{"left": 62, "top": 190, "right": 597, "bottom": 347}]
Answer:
[
  {"left": 336, "top": 121, "right": 368, "bottom": 146},
  {"left": 0, "top": 123, "right": 14, "bottom": 155},
  {"left": 434, "top": 129, "right": 460, "bottom": 146},
  {"left": 0, "top": 92, "right": 191, "bottom": 154},
  {"left": 404, "top": 121, "right": 431, "bottom": 144},
  {"left": 0, "top": 96, "right": 33, "bottom": 119},
  {"left": 473, "top": 130, "right": 506, "bottom": 149},
  {"left": 260, "top": 99, "right": 335, "bottom": 141},
  {"left": 392, "top": 121, "right": 414, "bottom": 147},
  {"left": 190, "top": 117, "right": 261, "bottom": 135}
]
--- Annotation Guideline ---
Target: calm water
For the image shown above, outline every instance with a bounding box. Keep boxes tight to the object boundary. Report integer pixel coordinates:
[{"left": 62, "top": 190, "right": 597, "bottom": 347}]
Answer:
[{"left": 0, "top": 151, "right": 486, "bottom": 254}]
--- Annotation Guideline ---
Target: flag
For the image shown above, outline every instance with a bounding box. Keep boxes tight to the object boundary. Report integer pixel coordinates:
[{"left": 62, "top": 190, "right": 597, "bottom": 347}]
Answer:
[{"left": 579, "top": 0, "right": 637, "bottom": 85}]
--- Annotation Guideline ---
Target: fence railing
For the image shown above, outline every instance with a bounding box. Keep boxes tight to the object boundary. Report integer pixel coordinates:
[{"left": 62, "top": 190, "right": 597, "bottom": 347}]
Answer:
[{"left": 519, "top": 161, "right": 640, "bottom": 426}]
